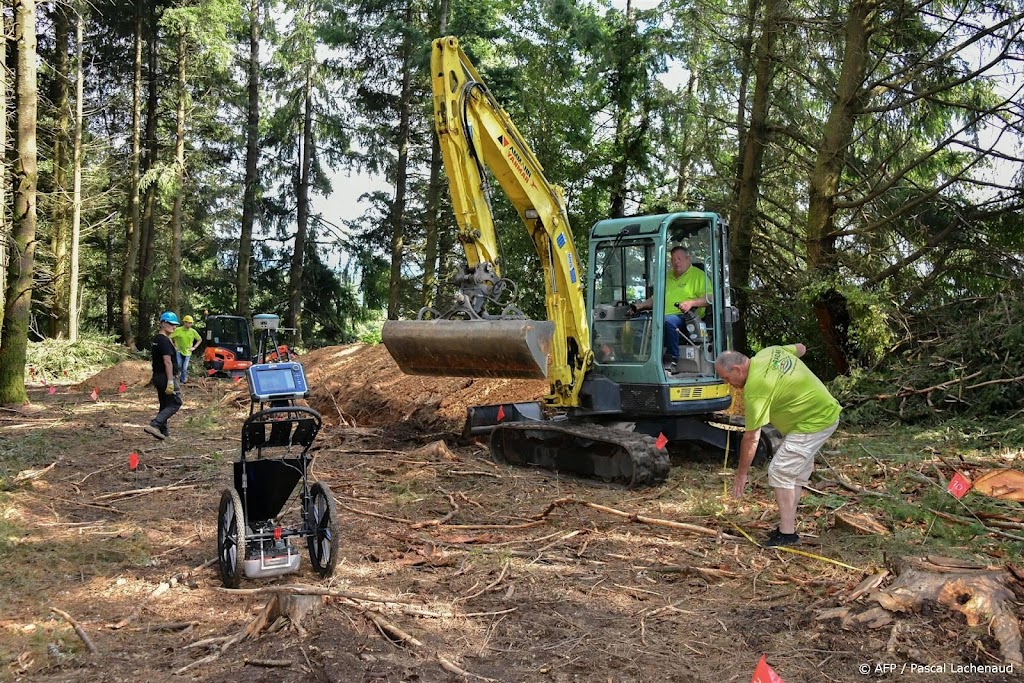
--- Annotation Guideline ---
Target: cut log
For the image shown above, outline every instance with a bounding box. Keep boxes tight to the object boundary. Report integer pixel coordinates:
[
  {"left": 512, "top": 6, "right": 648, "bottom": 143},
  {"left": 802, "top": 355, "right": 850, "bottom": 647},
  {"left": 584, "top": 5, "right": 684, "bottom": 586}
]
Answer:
[
  {"left": 973, "top": 469, "right": 1024, "bottom": 502},
  {"left": 834, "top": 511, "right": 889, "bottom": 535}
]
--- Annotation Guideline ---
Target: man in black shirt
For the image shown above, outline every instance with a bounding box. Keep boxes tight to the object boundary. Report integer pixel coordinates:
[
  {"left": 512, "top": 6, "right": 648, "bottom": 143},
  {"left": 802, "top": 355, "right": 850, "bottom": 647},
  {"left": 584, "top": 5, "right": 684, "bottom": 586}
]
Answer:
[{"left": 144, "top": 311, "right": 183, "bottom": 440}]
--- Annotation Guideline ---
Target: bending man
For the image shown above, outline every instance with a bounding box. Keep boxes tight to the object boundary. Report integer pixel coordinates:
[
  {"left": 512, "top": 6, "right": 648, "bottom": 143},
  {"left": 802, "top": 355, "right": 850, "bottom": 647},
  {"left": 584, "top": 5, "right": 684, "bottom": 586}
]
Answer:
[{"left": 715, "top": 344, "right": 841, "bottom": 547}]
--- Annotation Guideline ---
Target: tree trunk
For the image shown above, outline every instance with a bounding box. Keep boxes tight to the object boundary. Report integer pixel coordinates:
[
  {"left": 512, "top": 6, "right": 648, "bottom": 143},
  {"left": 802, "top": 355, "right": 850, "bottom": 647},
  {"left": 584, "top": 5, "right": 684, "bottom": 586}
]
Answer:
[
  {"left": 607, "top": 1, "right": 635, "bottom": 219},
  {"left": 728, "top": 0, "right": 779, "bottom": 355},
  {"left": 288, "top": 60, "right": 313, "bottom": 345},
  {"left": 0, "top": 0, "right": 38, "bottom": 404},
  {"left": 0, "top": 7, "right": 8, "bottom": 336},
  {"left": 673, "top": 72, "right": 697, "bottom": 206},
  {"left": 136, "top": 0, "right": 159, "bottom": 336},
  {"left": 237, "top": 0, "right": 260, "bottom": 319},
  {"left": 386, "top": 0, "right": 414, "bottom": 320},
  {"left": 805, "top": 0, "right": 877, "bottom": 376},
  {"left": 68, "top": 4, "right": 84, "bottom": 341},
  {"left": 119, "top": 1, "right": 143, "bottom": 347},
  {"left": 421, "top": 0, "right": 449, "bottom": 311},
  {"left": 49, "top": 4, "right": 70, "bottom": 338},
  {"left": 170, "top": 31, "right": 186, "bottom": 313},
  {"left": 732, "top": 0, "right": 760, "bottom": 190}
]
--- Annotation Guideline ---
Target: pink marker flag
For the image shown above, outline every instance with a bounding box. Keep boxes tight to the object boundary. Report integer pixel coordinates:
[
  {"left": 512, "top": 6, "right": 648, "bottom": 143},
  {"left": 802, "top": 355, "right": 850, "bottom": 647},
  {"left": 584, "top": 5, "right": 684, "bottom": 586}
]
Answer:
[
  {"left": 128, "top": 452, "right": 139, "bottom": 471},
  {"left": 655, "top": 433, "right": 669, "bottom": 450},
  {"left": 48, "top": 385, "right": 57, "bottom": 395},
  {"left": 118, "top": 382, "right": 127, "bottom": 394},
  {"left": 89, "top": 387, "right": 100, "bottom": 401},
  {"left": 752, "top": 655, "right": 785, "bottom": 683},
  {"left": 947, "top": 471, "right": 972, "bottom": 500}
]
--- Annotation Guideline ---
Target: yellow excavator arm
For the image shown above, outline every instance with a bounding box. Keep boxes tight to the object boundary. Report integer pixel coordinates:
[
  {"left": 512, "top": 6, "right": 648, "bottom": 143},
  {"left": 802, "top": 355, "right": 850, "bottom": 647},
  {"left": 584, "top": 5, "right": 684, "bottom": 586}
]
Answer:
[{"left": 384, "top": 37, "right": 591, "bottom": 408}]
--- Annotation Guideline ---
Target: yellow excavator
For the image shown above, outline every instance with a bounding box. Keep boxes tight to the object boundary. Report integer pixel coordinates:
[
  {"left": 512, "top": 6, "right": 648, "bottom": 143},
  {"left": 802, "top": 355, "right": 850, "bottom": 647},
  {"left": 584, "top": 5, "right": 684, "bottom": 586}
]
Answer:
[{"left": 382, "top": 37, "right": 774, "bottom": 486}]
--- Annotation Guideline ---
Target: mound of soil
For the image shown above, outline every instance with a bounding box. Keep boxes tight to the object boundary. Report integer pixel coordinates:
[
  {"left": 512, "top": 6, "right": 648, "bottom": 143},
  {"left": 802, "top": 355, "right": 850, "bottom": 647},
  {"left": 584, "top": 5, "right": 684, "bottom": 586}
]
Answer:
[
  {"left": 73, "top": 360, "right": 151, "bottom": 392},
  {"left": 302, "top": 344, "right": 547, "bottom": 429}
]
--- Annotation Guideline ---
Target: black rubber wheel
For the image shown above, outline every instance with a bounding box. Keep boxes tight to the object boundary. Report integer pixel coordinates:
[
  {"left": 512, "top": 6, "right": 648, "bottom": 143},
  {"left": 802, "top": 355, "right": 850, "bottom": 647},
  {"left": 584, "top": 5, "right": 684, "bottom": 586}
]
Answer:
[
  {"left": 217, "top": 488, "right": 246, "bottom": 588},
  {"left": 306, "top": 482, "right": 338, "bottom": 578}
]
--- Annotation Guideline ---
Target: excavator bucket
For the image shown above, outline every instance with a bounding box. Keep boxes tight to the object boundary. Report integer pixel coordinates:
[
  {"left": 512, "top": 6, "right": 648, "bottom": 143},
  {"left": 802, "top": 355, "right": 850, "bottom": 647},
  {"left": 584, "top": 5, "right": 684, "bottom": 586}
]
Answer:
[{"left": 382, "top": 319, "right": 554, "bottom": 379}]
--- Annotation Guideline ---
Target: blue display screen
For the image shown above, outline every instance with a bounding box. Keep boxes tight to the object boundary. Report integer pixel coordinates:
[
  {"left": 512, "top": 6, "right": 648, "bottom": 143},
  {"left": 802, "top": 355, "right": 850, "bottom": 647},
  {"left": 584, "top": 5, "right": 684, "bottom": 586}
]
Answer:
[{"left": 257, "top": 368, "right": 296, "bottom": 393}]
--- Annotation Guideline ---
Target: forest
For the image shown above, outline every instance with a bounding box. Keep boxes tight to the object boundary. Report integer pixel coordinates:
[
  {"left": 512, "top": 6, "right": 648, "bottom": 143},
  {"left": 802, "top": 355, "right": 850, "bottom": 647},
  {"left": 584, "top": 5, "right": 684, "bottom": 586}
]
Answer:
[{"left": 0, "top": 0, "right": 1022, "bottom": 410}]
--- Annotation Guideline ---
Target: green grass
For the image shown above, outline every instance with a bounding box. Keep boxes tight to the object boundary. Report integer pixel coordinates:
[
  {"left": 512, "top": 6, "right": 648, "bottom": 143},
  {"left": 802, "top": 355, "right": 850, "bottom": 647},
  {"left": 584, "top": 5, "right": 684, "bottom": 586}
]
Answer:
[{"left": 810, "top": 416, "right": 1024, "bottom": 565}]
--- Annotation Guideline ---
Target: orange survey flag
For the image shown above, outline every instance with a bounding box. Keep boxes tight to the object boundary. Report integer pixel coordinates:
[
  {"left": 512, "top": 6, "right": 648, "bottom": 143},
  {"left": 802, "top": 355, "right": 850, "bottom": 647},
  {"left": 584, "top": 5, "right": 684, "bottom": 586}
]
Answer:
[{"left": 752, "top": 655, "right": 785, "bottom": 683}]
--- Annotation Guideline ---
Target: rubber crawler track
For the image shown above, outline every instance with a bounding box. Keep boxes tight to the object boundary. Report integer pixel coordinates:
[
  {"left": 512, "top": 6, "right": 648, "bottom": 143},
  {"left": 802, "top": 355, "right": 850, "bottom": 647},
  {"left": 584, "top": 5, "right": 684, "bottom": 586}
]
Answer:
[{"left": 489, "top": 421, "right": 670, "bottom": 487}]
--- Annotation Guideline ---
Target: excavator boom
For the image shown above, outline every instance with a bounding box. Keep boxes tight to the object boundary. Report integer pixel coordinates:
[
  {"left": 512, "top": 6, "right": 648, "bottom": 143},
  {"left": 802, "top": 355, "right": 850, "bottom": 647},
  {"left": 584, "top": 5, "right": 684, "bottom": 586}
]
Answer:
[{"left": 382, "top": 37, "right": 591, "bottom": 405}]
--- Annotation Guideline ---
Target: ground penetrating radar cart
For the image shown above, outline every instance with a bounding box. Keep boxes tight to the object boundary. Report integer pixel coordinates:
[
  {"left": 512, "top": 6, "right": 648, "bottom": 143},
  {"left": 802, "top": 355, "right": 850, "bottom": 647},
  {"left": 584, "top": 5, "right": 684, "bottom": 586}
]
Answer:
[{"left": 216, "top": 315, "right": 337, "bottom": 587}]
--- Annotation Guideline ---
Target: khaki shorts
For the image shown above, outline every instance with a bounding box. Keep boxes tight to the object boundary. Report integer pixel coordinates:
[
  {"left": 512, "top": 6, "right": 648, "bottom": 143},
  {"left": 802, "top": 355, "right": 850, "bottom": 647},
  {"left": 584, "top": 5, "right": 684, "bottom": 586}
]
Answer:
[{"left": 766, "top": 421, "right": 839, "bottom": 489}]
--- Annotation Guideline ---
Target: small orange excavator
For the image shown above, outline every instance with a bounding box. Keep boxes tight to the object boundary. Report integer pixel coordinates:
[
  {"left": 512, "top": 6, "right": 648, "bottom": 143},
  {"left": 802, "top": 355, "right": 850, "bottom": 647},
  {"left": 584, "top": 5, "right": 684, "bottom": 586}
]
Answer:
[{"left": 203, "top": 314, "right": 293, "bottom": 378}]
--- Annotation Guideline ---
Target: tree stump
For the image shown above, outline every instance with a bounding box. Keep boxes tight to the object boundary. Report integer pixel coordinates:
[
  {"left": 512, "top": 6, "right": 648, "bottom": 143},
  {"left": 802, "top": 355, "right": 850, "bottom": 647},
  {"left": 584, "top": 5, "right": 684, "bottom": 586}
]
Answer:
[{"left": 869, "top": 557, "right": 1023, "bottom": 664}]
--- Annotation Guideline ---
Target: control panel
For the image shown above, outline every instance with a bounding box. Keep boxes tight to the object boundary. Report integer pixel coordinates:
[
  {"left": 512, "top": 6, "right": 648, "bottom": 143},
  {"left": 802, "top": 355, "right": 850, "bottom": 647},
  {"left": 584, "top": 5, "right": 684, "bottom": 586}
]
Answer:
[{"left": 246, "top": 362, "right": 310, "bottom": 402}]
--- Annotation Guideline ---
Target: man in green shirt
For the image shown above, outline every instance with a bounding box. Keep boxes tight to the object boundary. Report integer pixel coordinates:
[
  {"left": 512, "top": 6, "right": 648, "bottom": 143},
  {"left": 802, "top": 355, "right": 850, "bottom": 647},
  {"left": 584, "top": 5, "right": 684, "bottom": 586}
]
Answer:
[
  {"left": 715, "top": 344, "right": 842, "bottom": 547},
  {"left": 630, "top": 246, "right": 710, "bottom": 372},
  {"left": 169, "top": 314, "right": 203, "bottom": 383}
]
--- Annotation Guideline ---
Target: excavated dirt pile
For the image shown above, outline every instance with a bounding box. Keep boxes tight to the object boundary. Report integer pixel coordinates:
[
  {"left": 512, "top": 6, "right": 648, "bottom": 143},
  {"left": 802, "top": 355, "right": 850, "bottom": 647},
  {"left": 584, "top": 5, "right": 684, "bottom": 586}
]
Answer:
[
  {"left": 74, "top": 360, "right": 152, "bottom": 392},
  {"left": 301, "top": 343, "right": 548, "bottom": 430}
]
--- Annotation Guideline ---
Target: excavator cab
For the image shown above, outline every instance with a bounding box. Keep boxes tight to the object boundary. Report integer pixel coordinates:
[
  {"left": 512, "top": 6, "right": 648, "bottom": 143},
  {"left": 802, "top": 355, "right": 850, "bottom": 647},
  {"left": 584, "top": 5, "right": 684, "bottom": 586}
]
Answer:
[
  {"left": 581, "top": 212, "right": 736, "bottom": 418},
  {"left": 203, "top": 315, "right": 255, "bottom": 378}
]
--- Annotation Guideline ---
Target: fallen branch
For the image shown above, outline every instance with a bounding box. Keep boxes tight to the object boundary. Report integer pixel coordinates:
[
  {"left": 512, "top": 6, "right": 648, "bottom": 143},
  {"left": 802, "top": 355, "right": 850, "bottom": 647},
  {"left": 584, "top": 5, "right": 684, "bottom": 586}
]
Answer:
[
  {"left": 12, "top": 459, "right": 59, "bottom": 484},
  {"left": 411, "top": 493, "right": 459, "bottom": 529},
  {"left": 438, "top": 653, "right": 497, "bottom": 681},
  {"left": 870, "top": 370, "right": 984, "bottom": 402},
  {"left": 108, "top": 558, "right": 217, "bottom": 629},
  {"left": 363, "top": 608, "right": 425, "bottom": 648},
  {"left": 927, "top": 508, "right": 1024, "bottom": 543},
  {"left": 643, "top": 565, "right": 739, "bottom": 580},
  {"left": 338, "top": 502, "right": 413, "bottom": 525},
  {"left": 535, "top": 497, "right": 735, "bottom": 539},
  {"left": 244, "top": 658, "right": 292, "bottom": 668},
  {"left": 94, "top": 482, "right": 197, "bottom": 501},
  {"left": 51, "top": 607, "right": 98, "bottom": 655},
  {"left": 217, "top": 584, "right": 420, "bottom": 605}
]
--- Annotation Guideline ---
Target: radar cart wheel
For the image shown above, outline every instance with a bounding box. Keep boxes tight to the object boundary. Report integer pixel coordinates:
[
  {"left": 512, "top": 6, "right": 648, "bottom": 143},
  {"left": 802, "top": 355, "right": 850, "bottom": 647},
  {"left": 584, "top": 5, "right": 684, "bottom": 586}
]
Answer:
[
  {"left": 217, "top": 488, "right": 246, "bottom": 588},
  {"left": 306, "top": 482, "right": 338, "bottom": 577}
]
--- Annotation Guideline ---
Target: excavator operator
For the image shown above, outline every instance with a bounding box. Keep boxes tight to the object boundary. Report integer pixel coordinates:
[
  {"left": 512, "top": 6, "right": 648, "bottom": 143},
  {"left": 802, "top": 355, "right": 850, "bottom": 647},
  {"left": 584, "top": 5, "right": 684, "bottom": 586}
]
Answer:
[{"left": 628, "top": 246, "right": 710, "bottom": 372}]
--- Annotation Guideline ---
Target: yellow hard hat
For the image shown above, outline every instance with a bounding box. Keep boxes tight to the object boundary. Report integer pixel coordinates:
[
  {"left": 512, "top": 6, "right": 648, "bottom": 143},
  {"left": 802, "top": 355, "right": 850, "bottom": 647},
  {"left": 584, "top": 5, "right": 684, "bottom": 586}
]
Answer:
[{"left": 182, "top": 315, "right": 194, "bottom": 324}]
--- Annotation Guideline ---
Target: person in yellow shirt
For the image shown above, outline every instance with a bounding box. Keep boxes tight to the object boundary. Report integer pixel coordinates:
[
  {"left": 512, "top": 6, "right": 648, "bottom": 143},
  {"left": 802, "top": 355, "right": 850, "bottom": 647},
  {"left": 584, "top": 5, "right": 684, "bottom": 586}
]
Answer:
[
  {"left": 169, "top": 315, "right": 203, "bottom": 383},
  {"left": 715, "top": 344, "right": 842, "bottom": 547},
  {"left": 630, "top": 246, "right": 709, "bottom": 372}
]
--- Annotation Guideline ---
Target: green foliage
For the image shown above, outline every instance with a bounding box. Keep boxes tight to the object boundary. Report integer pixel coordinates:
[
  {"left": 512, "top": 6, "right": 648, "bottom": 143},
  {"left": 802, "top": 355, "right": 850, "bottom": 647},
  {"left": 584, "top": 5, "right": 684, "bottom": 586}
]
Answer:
[
  {"left": 355, "top": 312, "right": 385, "bottom": 344},
  {"left": 24, "top": 334, "right": 139, "bottom": 386},
  {"left": 802, "top": 279, "right": 895, "bottom": 366},
  {"left": 834, "top": 291, "right": 1024, "bottom": 424}
]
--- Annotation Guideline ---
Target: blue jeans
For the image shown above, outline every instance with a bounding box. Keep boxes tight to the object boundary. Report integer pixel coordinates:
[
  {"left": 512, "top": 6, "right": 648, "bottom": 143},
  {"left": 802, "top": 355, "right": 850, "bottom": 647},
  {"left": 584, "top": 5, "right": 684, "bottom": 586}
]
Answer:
[
  {"left": 663, "top": 311, "right": 700, "bottom": 361},
  {"left": 663, "top": 314, "right": 685, "bottom": 361},
  {"left": 176, "top": 352, "right": 191, "bottom": 383}
]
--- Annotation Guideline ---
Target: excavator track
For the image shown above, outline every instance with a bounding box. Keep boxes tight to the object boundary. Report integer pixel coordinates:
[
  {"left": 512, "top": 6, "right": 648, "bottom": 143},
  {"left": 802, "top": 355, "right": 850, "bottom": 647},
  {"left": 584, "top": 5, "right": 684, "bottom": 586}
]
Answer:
[{"left": 489, "top": 421, "right": 669, "bottom": 487}]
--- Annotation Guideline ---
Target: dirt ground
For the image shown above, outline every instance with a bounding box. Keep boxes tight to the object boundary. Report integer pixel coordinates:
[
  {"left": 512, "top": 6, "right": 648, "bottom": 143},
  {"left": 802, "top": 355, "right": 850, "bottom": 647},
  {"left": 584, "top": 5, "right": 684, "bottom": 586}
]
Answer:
[{"left": 1, "top": 344, "right": 1022, "bottom": 682}]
